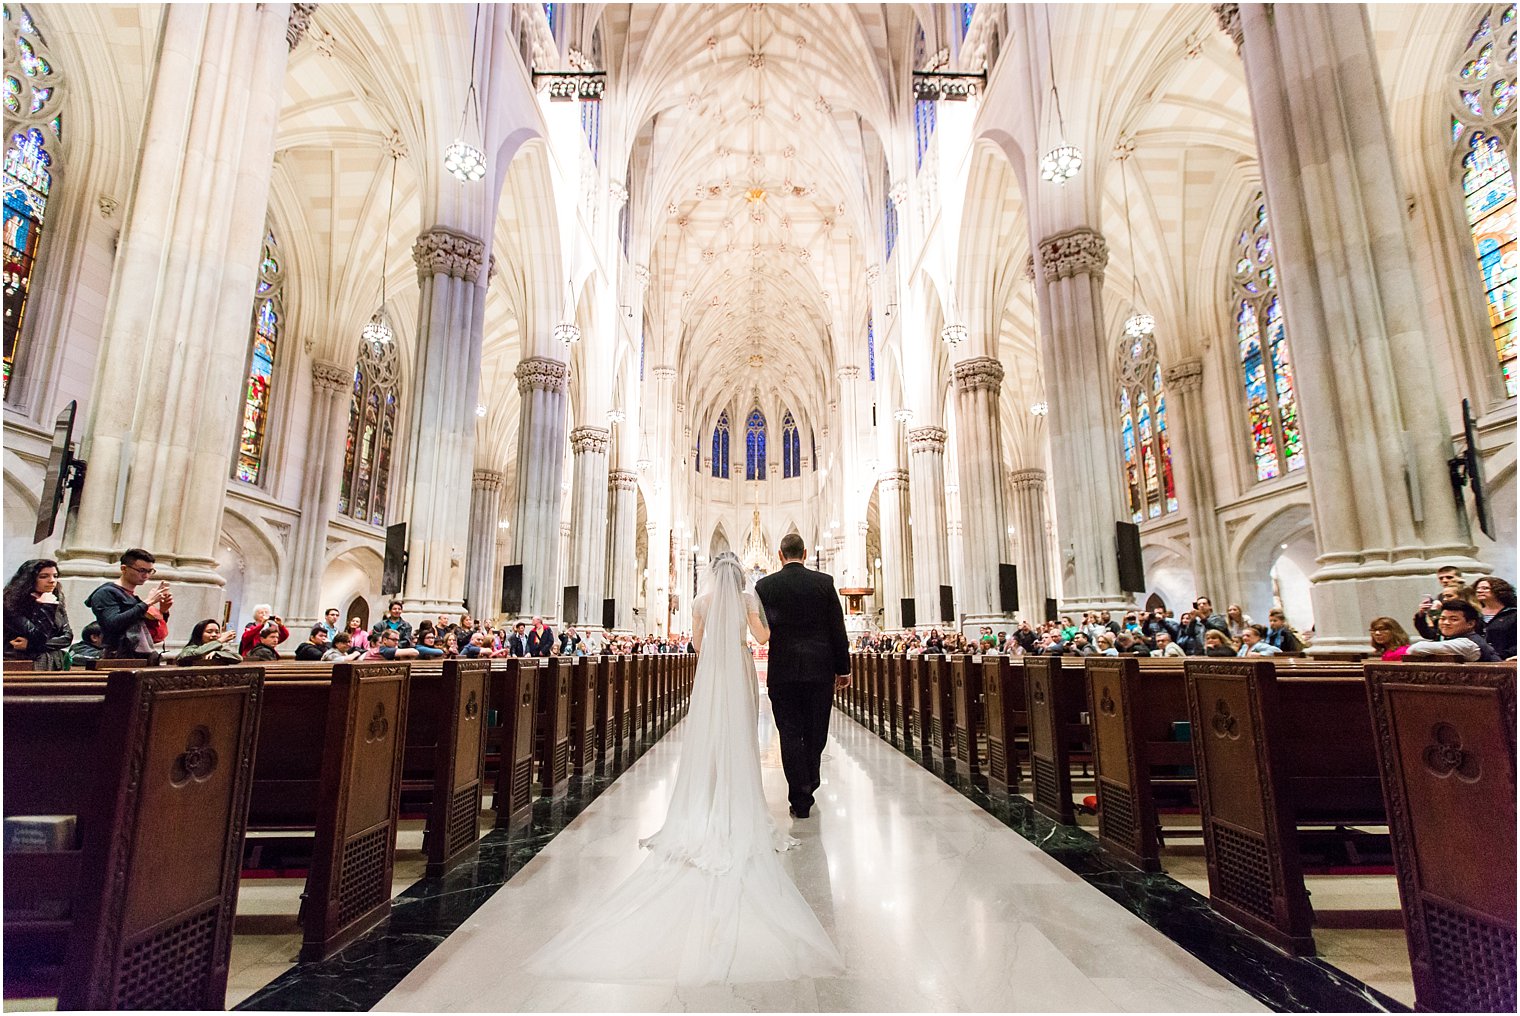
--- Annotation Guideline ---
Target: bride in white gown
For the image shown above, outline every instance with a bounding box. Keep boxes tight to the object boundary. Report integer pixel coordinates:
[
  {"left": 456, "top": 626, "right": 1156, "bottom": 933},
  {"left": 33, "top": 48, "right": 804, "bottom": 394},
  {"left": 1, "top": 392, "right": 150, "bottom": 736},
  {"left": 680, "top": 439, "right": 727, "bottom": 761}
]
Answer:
[{"left": 526, "top": 552, "right": 845, "bottom": 985}]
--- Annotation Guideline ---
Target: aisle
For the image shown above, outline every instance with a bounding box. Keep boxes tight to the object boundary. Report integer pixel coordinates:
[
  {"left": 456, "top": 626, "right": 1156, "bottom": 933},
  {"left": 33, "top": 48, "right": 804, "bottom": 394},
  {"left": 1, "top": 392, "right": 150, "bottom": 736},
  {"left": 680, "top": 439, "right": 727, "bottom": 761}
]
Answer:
[{"left": 375, "top": 684, "right": 1266, "bottom": 1013}]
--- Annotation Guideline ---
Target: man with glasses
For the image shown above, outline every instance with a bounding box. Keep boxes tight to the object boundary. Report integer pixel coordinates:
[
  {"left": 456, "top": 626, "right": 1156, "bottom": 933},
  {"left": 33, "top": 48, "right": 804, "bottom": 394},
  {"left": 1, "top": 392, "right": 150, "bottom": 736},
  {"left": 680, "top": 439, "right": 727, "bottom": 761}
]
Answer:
[{"left": 85, "top": 548, "right": 172, "bottom": 659}]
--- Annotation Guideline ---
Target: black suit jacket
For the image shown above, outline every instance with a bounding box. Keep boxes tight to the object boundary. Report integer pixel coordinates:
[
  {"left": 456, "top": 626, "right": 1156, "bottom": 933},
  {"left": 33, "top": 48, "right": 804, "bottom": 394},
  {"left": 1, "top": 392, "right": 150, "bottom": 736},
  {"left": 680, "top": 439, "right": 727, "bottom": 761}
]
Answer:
[
  {"left": 755, "top": 562, "right": 850, "bottom": 684},
  {"left": 527, "top": 626, "right": 555, "bottom": 657}
]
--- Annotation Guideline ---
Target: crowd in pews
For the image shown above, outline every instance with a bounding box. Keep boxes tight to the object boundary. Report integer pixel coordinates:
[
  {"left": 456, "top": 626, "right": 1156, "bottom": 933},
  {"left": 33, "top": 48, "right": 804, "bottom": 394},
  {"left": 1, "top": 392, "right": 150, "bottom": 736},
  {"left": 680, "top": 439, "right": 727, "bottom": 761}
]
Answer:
[{"left": 853, "top": 567, "right": 1516, "bottom": 663}]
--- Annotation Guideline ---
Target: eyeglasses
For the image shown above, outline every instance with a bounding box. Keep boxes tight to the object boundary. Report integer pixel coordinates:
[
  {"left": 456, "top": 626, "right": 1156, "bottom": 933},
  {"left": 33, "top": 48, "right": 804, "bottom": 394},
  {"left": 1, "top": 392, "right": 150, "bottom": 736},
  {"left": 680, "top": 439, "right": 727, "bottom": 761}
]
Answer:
[{"left": 125, "top": 564, "right": 156, "bottom": 577}]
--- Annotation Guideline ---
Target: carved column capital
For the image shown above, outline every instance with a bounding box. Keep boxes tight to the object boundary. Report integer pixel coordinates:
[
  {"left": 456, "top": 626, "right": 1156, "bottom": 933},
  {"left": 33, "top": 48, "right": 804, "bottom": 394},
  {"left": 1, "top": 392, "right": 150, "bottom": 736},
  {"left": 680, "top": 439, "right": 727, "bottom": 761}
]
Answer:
[
  {"left": 311, "top": 359, "right": 350, "bottom": 395},
  {"left": 952, "top": 356, "right": 1005, "bottom": 393},
  {"left": 1022, "top": 253, "right": 1036, "bottom": 284},
  {"left": 1008, "top": 467, "right": 1048, "bottom": 491},
  {"left": 472, "top": 469, "right": 504, "bottom": 492},
  {"left": 1212, "top": 3, "right": 1243, "bottom": 52},
  {"left": 879, "top": 468, "right": 910, "bottom": 493},
  {"left": 907, "top": 426, "right": 949, "bottom": 453},
  {"left": 608, "top": 469, "right": 639, "bottom": 491},
  {"left": 569, "top": 425, "right": 610, "bottom": 454},
  {"left": 412, "top": 226, "right": 487, "bottom": 283},
  {"left": 652, "top": 365, "right": 677, "bottom": 381},
  {"left": 1037, "top": 226, "right": 1109, "bottom": 283},
  {"left": 1162, "top": 357, "right": 1206, "bottom": 393},
  {"left": 515, "top": 356, "right": 568, "bottom": 394},
  {"left": 836, "top": 365, "right": 861, "bottom": 382},
  {"left": 287, "top": 3, "right": 318, "bottom": 51}
]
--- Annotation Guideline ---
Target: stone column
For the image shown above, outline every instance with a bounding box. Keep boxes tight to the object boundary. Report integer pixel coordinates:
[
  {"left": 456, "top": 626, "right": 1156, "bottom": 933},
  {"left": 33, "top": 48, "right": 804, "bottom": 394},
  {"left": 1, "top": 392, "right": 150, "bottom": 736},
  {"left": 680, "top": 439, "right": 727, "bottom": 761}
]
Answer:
[
  {"left": 1035, "top": 227, "right": 1133, "bottom": 613},
  {"left": 512, "top": 356, "right": 570, "bottom": 619},
  {"left": 1161, "top": 358, "right": 1231, "bottom": 603},
  {"left": 567, "top": 426, "right": 610, "bottom": 626},
  {"left": 284, "top": 360, "right": 354, "bottom": 624},
  {"left": 398, "top": 226, "right": 489, "bottom": 618},
  {"left": 834, "top": 366, "right": 868, "bottom": 585},
  {"left": 951, "top": 356, "right": 1010, "bottom": 618},
  {"left": 56, "top": 4, "right": 293, "bottom": 628},
  {"left": 1008, "top": 468, "right": 1054, "bottom": 622},
  {"left": 1225, "top": 3, "right": 1485, "bottom": 650},
  {"left": 606, "top": 471, "right": 638, "bottom": 632},
  {"left": 878, "top": 469, "right": 912, "bottom": 629},
  {"left": 464, "top": 469, "right": 503, "bottom": 620},
  {"left": 907, "top": 426, "right": 953, "bottom": 626}
]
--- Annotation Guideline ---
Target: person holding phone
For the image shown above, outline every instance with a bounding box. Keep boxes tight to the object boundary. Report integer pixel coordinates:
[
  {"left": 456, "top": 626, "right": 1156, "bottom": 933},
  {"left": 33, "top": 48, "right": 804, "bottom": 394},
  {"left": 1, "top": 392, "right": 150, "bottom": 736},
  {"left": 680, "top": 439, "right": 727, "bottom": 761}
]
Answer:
[
  {"left": 85, "top": 548, "right": 172, "bottom": 660},
  {"left": 239, "top": 603, "right": 290, "bottom": 656}
]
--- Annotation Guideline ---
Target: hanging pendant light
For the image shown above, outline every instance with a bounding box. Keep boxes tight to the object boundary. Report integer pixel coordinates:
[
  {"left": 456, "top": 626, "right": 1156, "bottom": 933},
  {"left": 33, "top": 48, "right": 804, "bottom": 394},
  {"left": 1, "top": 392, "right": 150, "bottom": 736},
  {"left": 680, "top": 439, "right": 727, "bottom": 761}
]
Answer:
[
  {"left": 364, "top": 149, "right": 401, "bottom": 356},
  {"left": 445, "top": 5, "right": 487, "bottom": 183},
  {"left": 1038, "top": 8, "right": 1083, "bottom": 185},
  {"left": 1117, "top": 142, "right": 1154, "bottom": 339}
]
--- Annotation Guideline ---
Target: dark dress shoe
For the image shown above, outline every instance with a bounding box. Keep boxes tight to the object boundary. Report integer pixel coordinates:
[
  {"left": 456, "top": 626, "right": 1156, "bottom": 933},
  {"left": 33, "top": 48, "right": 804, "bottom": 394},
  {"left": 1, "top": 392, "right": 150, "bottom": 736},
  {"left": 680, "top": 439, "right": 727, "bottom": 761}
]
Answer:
[{"left": 788, "top": 804, "right": 811, "bottom": 819}]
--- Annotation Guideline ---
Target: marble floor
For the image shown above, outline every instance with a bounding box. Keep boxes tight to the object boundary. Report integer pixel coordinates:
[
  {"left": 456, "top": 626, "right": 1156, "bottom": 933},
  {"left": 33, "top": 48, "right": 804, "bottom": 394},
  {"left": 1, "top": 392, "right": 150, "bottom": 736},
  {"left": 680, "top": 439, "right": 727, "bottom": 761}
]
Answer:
[{"left": 374, "top": 690, "right": 1267, "bottom": 1013}]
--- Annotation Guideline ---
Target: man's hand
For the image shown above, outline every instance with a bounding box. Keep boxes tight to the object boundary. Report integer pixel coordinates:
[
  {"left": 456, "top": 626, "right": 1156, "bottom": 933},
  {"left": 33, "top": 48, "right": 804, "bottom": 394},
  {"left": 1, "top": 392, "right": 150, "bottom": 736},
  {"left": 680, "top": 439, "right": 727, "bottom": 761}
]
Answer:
[
  {"left": 835, "top": 673, "right": 851, "bottom": 690},
  {"left": 9, "top": 636, "right": 27, "bottom": 651}
]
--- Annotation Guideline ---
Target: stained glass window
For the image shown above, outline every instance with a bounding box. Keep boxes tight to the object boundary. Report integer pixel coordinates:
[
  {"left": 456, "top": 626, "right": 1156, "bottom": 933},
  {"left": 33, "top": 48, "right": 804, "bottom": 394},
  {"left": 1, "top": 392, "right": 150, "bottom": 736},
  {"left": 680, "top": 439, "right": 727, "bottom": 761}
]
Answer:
[
  {"left": 3, "top": 3, "right": 62, "bottom": 399},
  {"left": 961, "top": 3, "right": 976, "bottom": 36},
  {"left": 745, "top": 407, "right": 767, "bottom": 480},
  {"left": 1232, "top": 194, "right": 1303, "bottom": 481},
  {"left": 1115, "top": 332, "right": 1177, "bottom": 522},
  {"left": 867, "top": 316, "right": 876, "bottom": 381},
  {"left": 781, "top": 411, "right": 801, "bottom": 478},
  {"left": 711, "top": 410, "right": 730, "bottom": 479},
  {"left": 885, "top": 194, "right": 899, "bottom": 261},
  {"left": 1451, "top": 4, "right": 1518, "bottom": 398},
  {"left": 580, "top": 95, "right": 601, "bottom": 166},
  {"left": 337, "top": 335, "right": 401, "bottom": 526},
  {"left": 914, "top": 99, "right": 937, "bottom": 172},
  {"left": 234, "top": 228, "right": 283, "bottom": 483}
]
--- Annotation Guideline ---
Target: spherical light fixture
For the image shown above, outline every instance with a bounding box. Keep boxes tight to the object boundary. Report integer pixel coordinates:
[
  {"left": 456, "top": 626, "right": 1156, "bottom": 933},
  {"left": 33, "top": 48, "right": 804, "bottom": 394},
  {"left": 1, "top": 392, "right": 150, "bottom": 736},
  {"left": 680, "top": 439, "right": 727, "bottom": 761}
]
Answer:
[
  {"left": 1123, "top": 312, "right": 1156, "bottom": 340},
  {"left": 1039, "top": 144, "right": 1084, "bottom": 184},
  {"left": 362, "top": 311, "right": 394, "bottom": 356},
  {"left": 443, "top": 139, "right": 487, "bottom": 183},
  {"left": 1029, "top": 401, "right": 1049, "bottom": 417},
  {"left": 554, "top": 321, "right": 581, "bottom": 344},
  {"left": 940, "top": 323, "right": 968, "bottom": 346}
]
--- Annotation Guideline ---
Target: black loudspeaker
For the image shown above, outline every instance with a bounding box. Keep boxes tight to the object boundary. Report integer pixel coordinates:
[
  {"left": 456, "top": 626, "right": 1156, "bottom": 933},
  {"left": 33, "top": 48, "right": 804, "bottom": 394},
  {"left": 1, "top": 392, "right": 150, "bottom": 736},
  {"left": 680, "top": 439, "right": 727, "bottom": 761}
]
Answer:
[
  {"left": 940, "top": 585, "right": 955, "bottom": 625},
  {"left": 1045, "top": 597, "right": 1059, "bottom": 623},
  {"left": 1116, "top": 521, "right": 1146, "bottom": 593},
  {"left": 901, "top": 598, "right": 917, "bottom": 629},
  {"left": 500, "top": 565, "right": 523, "bottom": 615},
  {"left": 602, "top": 598, "right": 616, "bottom": 631},
  {"left": 381, "top": 522, "right": 407, "bottom": 596},
  {"left": 998, "top": 563, "right": 1019, "bottom": 614},
  {"left": 562, "top": 585, "right": 579, "bottom": 624}
]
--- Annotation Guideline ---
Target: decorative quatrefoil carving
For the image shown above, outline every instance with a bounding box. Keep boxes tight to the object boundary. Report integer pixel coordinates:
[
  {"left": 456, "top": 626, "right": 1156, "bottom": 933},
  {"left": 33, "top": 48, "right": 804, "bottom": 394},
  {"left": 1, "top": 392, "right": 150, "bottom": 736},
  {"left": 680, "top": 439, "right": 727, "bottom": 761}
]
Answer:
[
  {"left": 1032, "top": 681, "right": 1047, "bottom": 706},
  {"left": 171, "top": 726, "right": 219, "bottom": 787},
  {"left": 1210, "top": 699, "right": 1240, "bottom": 740},
  {"left": 1099, "top": 687, "right": 1117, "bottom": 716},
  {"left": 464, "top": 690, "right": 480, "bottom": 720},
  {"left": 366, "top": 702, "right": 389, "bottom": 743},
  {"left": 1423, "top": 722, "right": 1480, "bottom": 781}
]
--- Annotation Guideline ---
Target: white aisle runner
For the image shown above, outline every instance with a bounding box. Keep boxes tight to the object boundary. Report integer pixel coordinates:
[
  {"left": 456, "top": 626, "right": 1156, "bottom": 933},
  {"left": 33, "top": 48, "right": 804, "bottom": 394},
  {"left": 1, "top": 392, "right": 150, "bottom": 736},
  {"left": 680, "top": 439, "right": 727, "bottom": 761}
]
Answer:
[{"left": 375, "top": 681, "right": 1266, "bottom": 1013}]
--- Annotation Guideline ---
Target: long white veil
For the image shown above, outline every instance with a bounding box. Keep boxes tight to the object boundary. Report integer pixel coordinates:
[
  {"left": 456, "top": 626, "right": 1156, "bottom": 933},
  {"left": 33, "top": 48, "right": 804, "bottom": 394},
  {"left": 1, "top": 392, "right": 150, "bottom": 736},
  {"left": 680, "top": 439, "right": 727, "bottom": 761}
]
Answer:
[{"left": 526, "top": 550, "right": 844, "bottom": 984}]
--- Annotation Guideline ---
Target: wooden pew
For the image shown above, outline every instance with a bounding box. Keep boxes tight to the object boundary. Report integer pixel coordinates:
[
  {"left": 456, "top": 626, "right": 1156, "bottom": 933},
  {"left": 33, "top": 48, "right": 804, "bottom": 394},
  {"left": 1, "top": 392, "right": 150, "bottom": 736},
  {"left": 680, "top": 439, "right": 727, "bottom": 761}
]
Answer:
[
  {"left": 1364, "top": 661, "right": 1516, "bottom": 1013},
  {"left": 906, "top": 655, "right": 932, "bottom": 762},
  {"left": 567, "top": 656, "right": 600, "bottom": 778},
  {"left": 486, "top": 658, "right": 540, "bottom": 832},
  {"left": 891, "top": 655, "right": 915, "bottom": 755},
  {"left": 535, "top": 658, "right": 573, "bottom": 799},
  {"left": 628, "top": 655, "right": 647, "bottom": 745},
  {"left": 1183, "top": 658, "right": 1390, "bottom": 956},
  {"left": 981, "top": 655, "right": 1026, "bottom": 799},
  {"left": 950, "top": 655, "right": 985, "bottom": 782},
  {"left": 4, "top": 667, "right": 263, "bottom": 1007},
  {"left": 603, "top": 655, "right": 631, "bottom": 763},
  {"left": 408, "top": 659, "right": 490, "bottom": 877},
  {"left": 1023, "top": 655, "right": 1086, "bottom": 824}
]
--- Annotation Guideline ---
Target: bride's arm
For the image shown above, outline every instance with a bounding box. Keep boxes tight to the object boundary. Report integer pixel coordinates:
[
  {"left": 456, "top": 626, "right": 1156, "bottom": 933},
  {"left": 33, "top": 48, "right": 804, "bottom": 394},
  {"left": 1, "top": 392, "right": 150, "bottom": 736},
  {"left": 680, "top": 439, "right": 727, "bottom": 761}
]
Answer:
[{"left": 745, "top": 591, "right": 771, "bottom": 644}]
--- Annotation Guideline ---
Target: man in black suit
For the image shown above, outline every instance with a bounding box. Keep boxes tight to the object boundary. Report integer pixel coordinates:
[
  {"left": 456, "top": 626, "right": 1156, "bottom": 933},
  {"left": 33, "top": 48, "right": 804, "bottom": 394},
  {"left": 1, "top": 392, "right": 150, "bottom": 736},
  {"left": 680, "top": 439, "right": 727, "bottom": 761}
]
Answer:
[
  {"left": 526, "top": 615, "right": 556, "bottom": 657},
  {"left": 755, "top": 533, "right": 851, "bottom": 819}
]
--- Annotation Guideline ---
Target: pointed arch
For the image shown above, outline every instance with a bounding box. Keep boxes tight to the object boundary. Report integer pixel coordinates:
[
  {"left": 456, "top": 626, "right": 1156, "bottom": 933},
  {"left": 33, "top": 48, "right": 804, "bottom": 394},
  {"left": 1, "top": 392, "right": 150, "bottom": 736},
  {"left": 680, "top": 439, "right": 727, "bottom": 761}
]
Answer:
[
  {"left": 234, "top": 224, "right": 285, "bottom": 484},
  {"left": 781, "top": 410, "right": 801, "bottom": 478},
  {"left": 745, "top": 406, "right": 767, "bottom": 480},
  {"left": 1231, "top": 194, "right": 1304, "bottom": 482},
  {"left": 711, "top": 409, "right": 730, "bottom": 478},
  {"left": 338, "top": 336, "right": 402, "bottom": 526}
]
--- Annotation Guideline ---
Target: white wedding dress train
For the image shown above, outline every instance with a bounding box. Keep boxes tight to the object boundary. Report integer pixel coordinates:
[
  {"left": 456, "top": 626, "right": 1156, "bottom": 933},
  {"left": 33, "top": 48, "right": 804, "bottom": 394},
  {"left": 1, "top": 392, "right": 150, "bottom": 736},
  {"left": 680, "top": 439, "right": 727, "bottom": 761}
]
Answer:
[{"left": 526, "top": 556, "right": 845, "bottom": 985}]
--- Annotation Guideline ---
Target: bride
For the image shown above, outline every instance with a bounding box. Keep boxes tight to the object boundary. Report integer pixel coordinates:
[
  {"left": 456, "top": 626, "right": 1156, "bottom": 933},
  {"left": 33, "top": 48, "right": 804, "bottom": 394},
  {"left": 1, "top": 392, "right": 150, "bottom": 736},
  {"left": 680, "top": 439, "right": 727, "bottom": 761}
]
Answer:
[{"left": 527, "top": 551, "right": 845, "bottom": 985}]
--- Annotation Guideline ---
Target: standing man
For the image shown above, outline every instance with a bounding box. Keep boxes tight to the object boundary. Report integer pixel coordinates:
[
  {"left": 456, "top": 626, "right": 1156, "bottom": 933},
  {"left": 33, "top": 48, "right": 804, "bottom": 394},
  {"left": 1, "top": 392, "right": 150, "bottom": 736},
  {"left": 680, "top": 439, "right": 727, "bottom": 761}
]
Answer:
[
  {"left": 320, "top": 607, "right": 342, "bottom": 641},
  {"left": 371, "top": 600, "right": 414, "bottom": 647},
  {"left": 85, "top": 548, "right": 172, "bottom": 659},
  {"left": 755, "top": 533, "right": 851, "bottom": 820},
  {"left": 527, "top": 615, "right": 555, "bottom": 657}
]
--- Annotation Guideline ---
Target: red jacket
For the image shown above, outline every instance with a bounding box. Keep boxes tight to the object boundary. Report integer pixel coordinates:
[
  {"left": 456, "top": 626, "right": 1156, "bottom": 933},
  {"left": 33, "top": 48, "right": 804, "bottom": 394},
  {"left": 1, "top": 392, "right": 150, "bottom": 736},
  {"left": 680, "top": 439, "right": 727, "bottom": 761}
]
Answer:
[{"left": 240, "top": 620, "right": 290, "bottom": 656}]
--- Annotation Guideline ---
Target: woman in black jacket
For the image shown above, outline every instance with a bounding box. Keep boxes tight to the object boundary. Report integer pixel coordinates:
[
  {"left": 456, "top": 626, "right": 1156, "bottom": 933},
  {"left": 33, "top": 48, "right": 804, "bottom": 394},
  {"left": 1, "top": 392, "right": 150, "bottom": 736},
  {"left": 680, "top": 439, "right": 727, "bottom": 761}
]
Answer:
[
  {"left": 3, "top": 559, "right": 73, "bottom": 670},
  {"left": 1475, "top": 576, "right": 1517, "bottom": 659}
]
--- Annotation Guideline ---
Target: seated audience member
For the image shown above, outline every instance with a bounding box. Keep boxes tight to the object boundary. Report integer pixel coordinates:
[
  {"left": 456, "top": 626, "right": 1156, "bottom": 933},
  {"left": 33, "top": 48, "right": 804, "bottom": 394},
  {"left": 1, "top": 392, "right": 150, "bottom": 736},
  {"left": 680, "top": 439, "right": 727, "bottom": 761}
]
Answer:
[
  {"left": 87, "top": 548, "right": 171, "bottom": 659},
  {"left": 365, "top": 627, "right": 420, "bottom": 660},
  {"left": 1413, "top": 584, "right": 1481, "bottom": 640},
  {"left": 1368, "top": 617, "right": 1412, "bottom": 660},
  {"left": 346, "top": 616, "right": 370, "bottom": 650},
  {"left": 239, "top": 603, "right": 289, "bottom": 656},
  {"left": 175, "top": 618, "right": 243, "bottom": 665},
  {"left": 1202, "top": 629, "right": 1238, "bottom": 657},
  {"left": 1264, "top": 608, "right": 1304, "bottom": 653},
  {"left": 414, "top": 629, "right": 446, "bottom": 658},
  {"left": 1407, "top": 600, "right": 1504, "bottom": 661},
  {"left": 1225, "top": 604, "right": 1253, "bottom": 640},
  {"left": 442, "top": 632, "right": 460, "bottom": 658},
  {"left": 69, "top": 622, "right": 105, "bottom": 661},
  {"left": 1116, "top": 631, "right": 1151, "bottom": 656},
  {"left": 1237, "top": 624, "right": 1280, "bottom": 656},
  {"left": 1475, "top": 576, "right": 1516, "bottom": 659},
  {"left": 294, "top": 624, "right": 330, "bottom": 661},
  {"left": 244, "top": 623, "right": 283, "bottom": 661},
  {"left": 1153, "top": 631, "right": 1186, "bottom": 658},
  {"left": 1096, "top": 632, "right": 1118, "bottom": 656},
  {"left": 1414, "top": 565, "right": 1468, "bottom": 635},
  {"left": 322, "top": 631, "right": 363, "bottom": 662},
  {"left": 460, "top": 631, "right": 489, "bottom": 658},
  {"left": 4, "top": 558, "right": 72, "bottom": 670}
]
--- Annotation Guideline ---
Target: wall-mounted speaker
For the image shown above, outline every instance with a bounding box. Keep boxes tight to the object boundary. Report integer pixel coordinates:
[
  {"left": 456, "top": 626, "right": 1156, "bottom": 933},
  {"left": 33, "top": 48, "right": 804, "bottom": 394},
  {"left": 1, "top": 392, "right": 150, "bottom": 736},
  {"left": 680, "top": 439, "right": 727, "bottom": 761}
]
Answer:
[
  {"left": 900, "top": 598, "right": 917, "bottom": 629},
  {"left": 500, "top": 565, "right": 523, "bottom": 615},
  {"left": 998, "top": 563, "right": 1019, "bottom": 614}
]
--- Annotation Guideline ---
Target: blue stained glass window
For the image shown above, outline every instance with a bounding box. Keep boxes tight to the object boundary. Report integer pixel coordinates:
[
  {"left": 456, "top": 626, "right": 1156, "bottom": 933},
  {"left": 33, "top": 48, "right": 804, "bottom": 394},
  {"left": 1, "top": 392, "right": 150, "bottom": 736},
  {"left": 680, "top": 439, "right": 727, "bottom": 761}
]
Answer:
[
  {"left": 914, "top": 99, "right": 937, "bottom": 171},
  {"left": 781, "top": 412, "right": 801, "bottom": 478},
  {"left": 235, "top": 228, "right": 283, "bottom": 483},
  {"left": 745, "top": 408, "right": 767, "bottom": 480},
  {"left": 580, "top": 98, "right": 601, "bottom": 166},
  {"left": 712, "top": 411, "right": 730, "bottom": 478},
  {"left": 1233, "top": 194, "right": 1302, "bottom": 480},
  {"left": 867, "top": 317, "right": 876, "bottom": 380},
  {"left": 961, "top": 3, "right": 976, "bottom": 35},
  {"left": 885, "top": 195, "right": 899, "bottom": 261}
]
